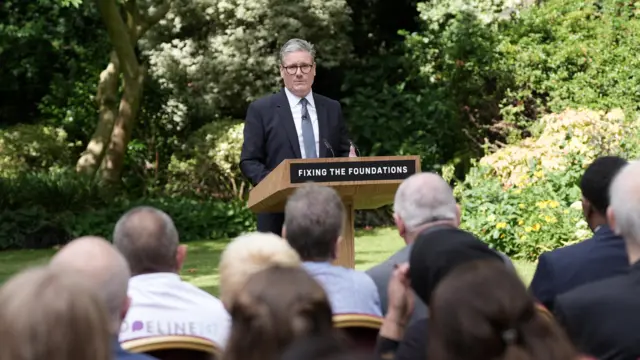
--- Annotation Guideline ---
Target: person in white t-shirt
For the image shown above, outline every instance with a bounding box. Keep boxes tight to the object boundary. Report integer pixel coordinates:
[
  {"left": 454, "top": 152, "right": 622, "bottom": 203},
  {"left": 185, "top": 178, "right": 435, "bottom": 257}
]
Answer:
[{"left": 113, "top": 206, "right": 231, "bottom": 348}]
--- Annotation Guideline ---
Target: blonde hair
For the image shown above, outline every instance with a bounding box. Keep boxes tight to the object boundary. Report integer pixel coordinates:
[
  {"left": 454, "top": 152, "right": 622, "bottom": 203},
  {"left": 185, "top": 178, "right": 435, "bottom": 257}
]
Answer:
[
  {"left": 0, "top": 266, "right": 112, "bottom": 360},
  {"left": 219, "top": 232, "right": 301, "bottom": 306}
]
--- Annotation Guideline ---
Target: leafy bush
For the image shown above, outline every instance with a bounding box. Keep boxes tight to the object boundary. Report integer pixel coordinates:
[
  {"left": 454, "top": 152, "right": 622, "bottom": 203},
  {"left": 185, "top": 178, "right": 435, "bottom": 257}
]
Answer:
[
  {"left": 167, "top": 119, "right": 250, "bottom": 200},
  {"left": 455, "top": 109, "right": 640, "bottom": 260},
  {"left": 498, "top": 0, "right": 640, "bottom": 125},
  {"left": 0, "top": 170, "right": 255, "bottom": 250},
  {"left": 0, "top": 124, "right": 78, "bottom": 177}
]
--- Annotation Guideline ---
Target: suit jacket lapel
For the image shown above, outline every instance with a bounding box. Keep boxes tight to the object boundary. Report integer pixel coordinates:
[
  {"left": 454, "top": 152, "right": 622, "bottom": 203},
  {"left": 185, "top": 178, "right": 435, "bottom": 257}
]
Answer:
[
  {"left": 314, "top": 93, "right": 328, "bottom": 158},
  {"left": 276, "top": 89, "right": 302, "bottom": 159}
]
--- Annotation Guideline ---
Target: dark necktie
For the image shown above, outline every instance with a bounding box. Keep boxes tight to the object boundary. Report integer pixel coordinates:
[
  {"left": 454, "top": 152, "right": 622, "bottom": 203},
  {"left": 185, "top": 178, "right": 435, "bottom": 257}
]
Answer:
[{"left": 300, "top": 98, "right": 317, "bottom": 158}]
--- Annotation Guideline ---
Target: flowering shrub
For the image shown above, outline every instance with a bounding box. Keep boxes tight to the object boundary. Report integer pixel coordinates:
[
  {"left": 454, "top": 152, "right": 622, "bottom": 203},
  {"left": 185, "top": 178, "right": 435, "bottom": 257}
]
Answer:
[{"left": 454, "top": 109, "right": 640, "bottom": 260}]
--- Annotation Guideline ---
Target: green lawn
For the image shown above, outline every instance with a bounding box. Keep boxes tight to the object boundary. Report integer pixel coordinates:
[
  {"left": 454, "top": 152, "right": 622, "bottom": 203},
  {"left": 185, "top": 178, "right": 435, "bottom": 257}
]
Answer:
[{"left": 0, "top": 227, "right": 536, "bottom": 295}]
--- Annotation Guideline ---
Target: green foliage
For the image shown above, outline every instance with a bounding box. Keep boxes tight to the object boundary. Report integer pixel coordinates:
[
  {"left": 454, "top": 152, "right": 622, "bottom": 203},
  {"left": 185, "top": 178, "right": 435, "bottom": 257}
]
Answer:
[
  {"left": 497, "top": 0, "right": 640, "bottom": 125},
  {"left": 0, "top": 124, "right": 79, "bottom": 176},
  {"left": 167, "top": 120, "right": 249, "bottom": 200},
  {"left": 0, "top": 0, "right": 107, "bottom": 128},
  {"left": 0, "top": 170, "right": 255, "bottom": 250},
  {"left": 456, "top": 109, "right": 640, "bottom": 260},
  {"left": 144, "top": 0, "right": 353, "bottom": 123}
]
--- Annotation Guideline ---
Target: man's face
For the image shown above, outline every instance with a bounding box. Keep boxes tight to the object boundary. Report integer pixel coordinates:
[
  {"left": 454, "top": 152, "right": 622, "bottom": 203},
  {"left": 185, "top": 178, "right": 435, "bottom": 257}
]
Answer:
[{"left": 280, "top": 50, "right": 316, "bottom": 98}]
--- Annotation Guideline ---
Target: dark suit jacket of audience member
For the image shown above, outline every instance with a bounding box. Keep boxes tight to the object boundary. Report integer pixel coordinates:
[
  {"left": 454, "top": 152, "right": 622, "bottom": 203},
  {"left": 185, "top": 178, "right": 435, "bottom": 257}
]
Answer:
[
  {"left": 554, "top": 260, "right": 640, "bottom": 360},
  {"left": 366, "top": 244, "right": 428, "bottom": 325},
  {"left": 529, "top": 224, "right": 629, "bottom": 311},
  {"left": 366, "top": 227, "right": 516, "bottom": 325},
  {"left": 239, "top": 88, "right": 350, "bottom": 235}
]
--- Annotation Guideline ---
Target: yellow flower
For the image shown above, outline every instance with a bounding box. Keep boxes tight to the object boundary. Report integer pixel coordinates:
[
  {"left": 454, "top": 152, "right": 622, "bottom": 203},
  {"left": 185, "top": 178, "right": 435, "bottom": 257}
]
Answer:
[
  {"left": 533, "top": 223, "right": 541, "bottom": 231},
  {"left": 563, "top": 209, "right": 569, "bottom": 214},
  {"left": 519, "top": 204, "right": 525, "bottom": 209},
  {"left": 536, "top": 201, "right": 547, "bottom": 209},
  {"left": 525, "top": 226, "right": 533, "bottom": 233},
  {"left": 534, "top": 170, "right": 544, "bottom": 178},
  {"left": 548, "top": 200, "right": 560, "bottom": 208},
  {"left": 544, "top": 215, "right": 557, "bottom": 223},
  {"left": 496, "top": 222, "right": 507, "bottom": 229},
  {"left": 518, "top": 219, "right": 524, "bottom": 225}
]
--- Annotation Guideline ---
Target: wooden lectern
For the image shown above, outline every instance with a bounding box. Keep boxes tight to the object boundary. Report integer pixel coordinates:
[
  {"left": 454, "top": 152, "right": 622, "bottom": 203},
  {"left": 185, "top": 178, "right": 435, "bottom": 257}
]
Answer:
[{"left": 246, "top": 156, "right": 421, "bottom": 268}]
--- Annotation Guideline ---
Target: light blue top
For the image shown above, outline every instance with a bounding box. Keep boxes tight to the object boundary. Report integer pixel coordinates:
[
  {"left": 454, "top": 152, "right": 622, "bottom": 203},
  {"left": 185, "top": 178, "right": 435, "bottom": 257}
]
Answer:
[{"left": 302, "top": 261, "right": 382, "bottom": 316}]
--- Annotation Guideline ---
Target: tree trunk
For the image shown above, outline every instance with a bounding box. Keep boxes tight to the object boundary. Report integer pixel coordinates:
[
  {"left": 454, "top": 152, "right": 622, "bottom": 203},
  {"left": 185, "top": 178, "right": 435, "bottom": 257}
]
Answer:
[
  {"left": 76, "top": 51, "right": 120, "bottom": 176},
  {"left": 78, "top": 0, "right": 170, "bottom": 184},
  {"left": 100, "top": 69, "right": 145, "bottom": 183}
]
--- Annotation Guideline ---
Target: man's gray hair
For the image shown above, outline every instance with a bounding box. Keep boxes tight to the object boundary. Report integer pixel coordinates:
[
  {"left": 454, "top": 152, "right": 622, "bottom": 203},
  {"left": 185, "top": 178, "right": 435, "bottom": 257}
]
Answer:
[
  {"left": 280, "top": 38, "right": 316, "bottom": 64},
  {"left": 284, "top": 183, "right": 344, "bottom": 260},
  {"left": 393, "top": 172, "right": 458, "bottom": 232},
  {"left": 113, "top": 206, "right": 179, "bottom": 276},
  {"left": 609, "top": 160, "right": 640, "bottom": 244}
]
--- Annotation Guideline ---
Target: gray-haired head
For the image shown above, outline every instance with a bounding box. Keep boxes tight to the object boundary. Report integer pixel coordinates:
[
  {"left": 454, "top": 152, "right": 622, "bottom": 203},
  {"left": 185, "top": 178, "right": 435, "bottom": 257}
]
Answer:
[
  {"left": 284, "top": 183, "right": 344, "bottom": 261},
  {"left": 113, "top": 206, "right": 180, "bottom": 276},
  {"left": 393, "top": 172, "right": 459, "bottom": 235},
  {"left": 49, "top": 236, "right": 130, "bottom": 334},
  {"left": 609, "top": 160, "right": 640, "bottom": 246},
  {"left": 280, "top": 38, "right": 316, "bottom": 64}
]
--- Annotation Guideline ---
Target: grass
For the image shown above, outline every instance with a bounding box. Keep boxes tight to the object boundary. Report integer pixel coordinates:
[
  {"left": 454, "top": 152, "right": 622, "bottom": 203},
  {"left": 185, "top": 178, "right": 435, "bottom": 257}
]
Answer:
[{"left": 0, "top": 227, "right": 536, "bottom": 295}]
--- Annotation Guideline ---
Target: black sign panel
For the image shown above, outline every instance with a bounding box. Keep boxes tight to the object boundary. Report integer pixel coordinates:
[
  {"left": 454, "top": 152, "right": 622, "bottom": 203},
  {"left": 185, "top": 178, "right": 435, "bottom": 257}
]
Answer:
[{"left": 290, "top": 160, "right": 417, "bottom": 183}]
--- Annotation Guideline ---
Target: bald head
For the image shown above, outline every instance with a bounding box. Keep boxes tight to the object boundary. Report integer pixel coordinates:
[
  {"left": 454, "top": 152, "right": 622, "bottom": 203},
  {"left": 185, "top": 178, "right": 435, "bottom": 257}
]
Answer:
[
  {"left": 393, "top": 172, "right": 459, "bottom": 235},
  {"left": 49, "top": 236, "right": 130, "bottom": 333},
  {"left": 608, "top": 160, "right": 640, "bottom": 246},
  {"left": 113, "top": 206, "right": 180, "bottom": 276}
]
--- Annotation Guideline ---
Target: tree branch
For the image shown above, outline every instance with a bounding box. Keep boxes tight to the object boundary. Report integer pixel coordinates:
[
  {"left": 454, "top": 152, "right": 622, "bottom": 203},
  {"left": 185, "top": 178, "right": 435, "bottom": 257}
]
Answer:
[
  {"left": 122, "top": 0, "right": 141, "bottom": 43},
  {"left": 138, "top": 1, "right": 171, "bottom": 38},
  {"left": 97, "top": 0, "right": 140, "bottom": 83}
]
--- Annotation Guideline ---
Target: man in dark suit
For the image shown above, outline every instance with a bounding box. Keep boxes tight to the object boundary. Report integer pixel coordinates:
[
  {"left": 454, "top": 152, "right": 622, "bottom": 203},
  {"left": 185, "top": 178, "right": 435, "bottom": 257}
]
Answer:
[
  {"left": 529, "top": 156, "right": 629, "bottom": 311},
  {"left": 366, "top": 172, "right": 516, "bottom": 325},
  {"left": 240, "top": 38, "right": 351, "bottom": 235},
  {"left": 554, "top": 160, "right": 640, "bottom": 360}
]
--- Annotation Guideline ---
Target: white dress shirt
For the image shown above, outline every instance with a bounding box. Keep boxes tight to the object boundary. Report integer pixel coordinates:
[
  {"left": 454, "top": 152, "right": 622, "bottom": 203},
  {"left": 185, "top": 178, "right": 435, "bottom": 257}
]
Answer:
[
  {"left": 119, "top": 273, "right": 231, "bottom": 348},
  {"left": 284, "top": 87, "right": 320, "bottom": 158}
]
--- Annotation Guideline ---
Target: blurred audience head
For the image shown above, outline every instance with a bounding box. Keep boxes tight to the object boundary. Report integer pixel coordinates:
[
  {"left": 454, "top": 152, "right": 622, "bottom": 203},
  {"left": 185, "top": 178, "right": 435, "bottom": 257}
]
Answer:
[
  {"left": 113, "top": 206, "right": 185, "bottom": 275},
  {"left": 580, "top": 155, "right": 628, "bottom": 230},
  {"left": 608, "top": 159, "right": 640, "bottom": 262},
  {"left": 0, "top": 266, "right": 112, "bottom": 360},
  {"left": 219, "top": 232, "right": 301, "bottom": 307},
  {"left": 223, "top": 265, "right": 334, "bottom": 360},
  {"left": 283, "top": 183, "right": 344, "bottom": 261},
  {"left": 409, "top": 227, "right": 502, "bottom": 305},
  {"left": 393, "top": 172, "right": 460, "bottom": 243},
  {"left": 428, "top": 260, "right": 577, "bottom": 360},
  {"left": 49, "top": 236, "right": 130, "bottom": 334},
  {"left": 280, "top": 333, "right": 374, "bottom": 360}
]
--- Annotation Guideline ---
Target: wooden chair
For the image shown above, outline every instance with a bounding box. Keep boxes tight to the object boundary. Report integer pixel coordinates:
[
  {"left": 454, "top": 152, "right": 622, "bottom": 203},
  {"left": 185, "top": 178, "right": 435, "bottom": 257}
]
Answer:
[
  {"left": 121, "top": 335, "right": 221, "bottom": 360},
  {"left": 333, "top": 314, "right": 383, "bottom": 351},
  {"left": 535, "top": 302, "right": 554, "bottom": 322}
]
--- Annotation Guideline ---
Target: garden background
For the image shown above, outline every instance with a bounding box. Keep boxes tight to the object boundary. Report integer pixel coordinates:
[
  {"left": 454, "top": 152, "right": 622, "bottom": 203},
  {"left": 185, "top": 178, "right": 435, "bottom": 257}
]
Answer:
[{"left": 2, "top": 0, "right": 640, "bottom": 291}]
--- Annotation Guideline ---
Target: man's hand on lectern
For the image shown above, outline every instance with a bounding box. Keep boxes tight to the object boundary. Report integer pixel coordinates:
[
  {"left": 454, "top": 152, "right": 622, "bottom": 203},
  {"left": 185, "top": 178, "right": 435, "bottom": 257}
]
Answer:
[{"left": 349, "top": 144, "right": 357, "bottom": 157}]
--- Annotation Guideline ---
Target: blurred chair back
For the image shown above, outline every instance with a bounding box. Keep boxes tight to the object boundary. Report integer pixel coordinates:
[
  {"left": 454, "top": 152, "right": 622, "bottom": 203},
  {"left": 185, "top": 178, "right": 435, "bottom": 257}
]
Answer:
[
  {"left": 333, "top": 314, "right": 383, "bottom": 351},
  {"left": 536, "top": 302, "right": 554, "bottom": 322},
  {"left": 121, "top": 335, "right": 220, "bottom": 360}
]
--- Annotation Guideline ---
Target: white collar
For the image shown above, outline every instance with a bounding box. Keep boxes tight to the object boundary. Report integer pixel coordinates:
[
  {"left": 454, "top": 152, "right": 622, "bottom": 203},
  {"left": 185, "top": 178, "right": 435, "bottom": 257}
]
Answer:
[
  {"left": 284, "top": 87, "right": 315, "bottom": 108},
  {"left": 129, "top": 272, "right": 181, "bottom": 284}
]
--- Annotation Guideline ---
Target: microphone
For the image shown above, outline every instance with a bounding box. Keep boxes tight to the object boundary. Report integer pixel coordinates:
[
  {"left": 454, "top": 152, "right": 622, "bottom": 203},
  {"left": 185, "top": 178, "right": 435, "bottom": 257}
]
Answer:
[
  {"left": 322, "top": 139, "right": 335, "bottom": 157},
  {"left": 348, "top": 139, "right": 361, "bottom": 157}
]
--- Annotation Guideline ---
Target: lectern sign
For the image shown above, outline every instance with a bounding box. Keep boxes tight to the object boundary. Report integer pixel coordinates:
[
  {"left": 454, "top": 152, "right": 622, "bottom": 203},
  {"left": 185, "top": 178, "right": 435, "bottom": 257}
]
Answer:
[{"left": 290, "top": 159, "right": 417, "bottom": 183}]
